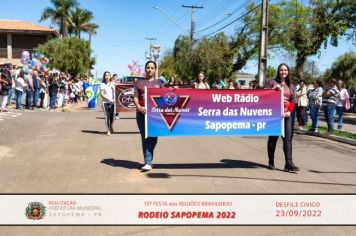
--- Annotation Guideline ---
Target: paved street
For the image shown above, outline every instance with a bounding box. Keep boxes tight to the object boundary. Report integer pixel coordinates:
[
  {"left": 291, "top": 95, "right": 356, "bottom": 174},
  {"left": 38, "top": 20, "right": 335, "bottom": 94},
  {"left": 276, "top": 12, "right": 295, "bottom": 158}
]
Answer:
[{"left": 0, "top": 105, "right": 355, "bottom": 235}]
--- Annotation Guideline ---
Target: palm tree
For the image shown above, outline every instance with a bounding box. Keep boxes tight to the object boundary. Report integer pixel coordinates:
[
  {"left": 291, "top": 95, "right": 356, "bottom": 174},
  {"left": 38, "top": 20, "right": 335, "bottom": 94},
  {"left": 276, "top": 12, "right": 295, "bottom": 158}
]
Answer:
[
  {"left": 40, "top": 0, "right": 79, "bottom": 37},
  {"left": 69, "top": 7, "right": 99, "bottom": 39}
]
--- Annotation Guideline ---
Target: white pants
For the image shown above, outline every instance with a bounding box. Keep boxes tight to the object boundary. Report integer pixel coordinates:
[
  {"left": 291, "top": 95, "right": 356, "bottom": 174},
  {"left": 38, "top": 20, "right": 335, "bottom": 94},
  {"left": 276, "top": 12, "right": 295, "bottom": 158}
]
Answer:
[
  {"left": 1, "top": 95, "right": 8, "bottom": 110},
  {"left": 43, "top": 93, "right": 49, "bottom": 108},
  {"left": 57, "top": 93, "right": 63, "bottom": 107}
]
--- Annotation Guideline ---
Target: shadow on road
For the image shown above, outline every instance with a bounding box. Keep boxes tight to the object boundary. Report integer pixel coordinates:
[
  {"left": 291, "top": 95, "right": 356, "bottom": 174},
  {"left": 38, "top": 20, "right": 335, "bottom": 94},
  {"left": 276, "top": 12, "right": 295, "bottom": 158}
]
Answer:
[
  {"left": 82, "top": 130, "right": 139, "bottom": 135},
  {"left": 82, "top": 130, "right": 107, "bottom": 135},
  {"left": 96, "top": 117, "right": 135, "bottom": 120},
  {"left": 100, "top": 158, "right": 268, "bottom": 170},
  {"left": 310, "top": 170, "right": 356, "bottom": 174}
]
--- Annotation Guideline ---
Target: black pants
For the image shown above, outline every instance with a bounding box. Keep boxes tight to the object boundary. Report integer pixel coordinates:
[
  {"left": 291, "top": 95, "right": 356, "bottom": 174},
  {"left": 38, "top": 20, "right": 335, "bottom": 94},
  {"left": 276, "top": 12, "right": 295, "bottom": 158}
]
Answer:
[
  {"left": 40, "top": 92, "right": 45, "bottom": 108},
  {"left": 297, "top": 106, "right": 306, "bottom": 126},
  {"left": 102, "top": 102, "right": 114, "bottom": 132},
  {"left": 267, "top": 116, "right": 294, "bottom": 166}
]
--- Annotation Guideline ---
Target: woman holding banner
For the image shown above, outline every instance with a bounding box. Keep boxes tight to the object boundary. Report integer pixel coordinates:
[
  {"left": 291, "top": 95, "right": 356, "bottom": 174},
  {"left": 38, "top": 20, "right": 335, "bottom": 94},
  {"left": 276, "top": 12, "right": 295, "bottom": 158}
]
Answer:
[
  {"left": 134, "top": 61, "right": 164, "bottom": 171},
  {"left": 100, "top": 71, "right": 115, "bottom": 136},
  {"left": 266, "top": 63, "right": 300, "bottom": 172}
]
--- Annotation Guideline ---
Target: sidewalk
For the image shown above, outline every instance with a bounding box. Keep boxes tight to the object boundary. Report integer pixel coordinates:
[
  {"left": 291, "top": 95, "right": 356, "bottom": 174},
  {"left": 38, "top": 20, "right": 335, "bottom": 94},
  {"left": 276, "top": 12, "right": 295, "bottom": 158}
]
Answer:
[
  {"left": 296, "top": 111, "right": 356, "bottom": 146},
  {"left": 319, "top": 110, "right": 356, "bottom": 124}
]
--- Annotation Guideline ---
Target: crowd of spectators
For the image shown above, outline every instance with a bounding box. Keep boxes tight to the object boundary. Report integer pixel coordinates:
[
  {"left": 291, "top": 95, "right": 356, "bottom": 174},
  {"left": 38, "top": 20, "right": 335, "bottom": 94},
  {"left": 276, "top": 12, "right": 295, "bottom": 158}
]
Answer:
[{"left": 0, "top": 65, "right": 85, "bottom": 112}]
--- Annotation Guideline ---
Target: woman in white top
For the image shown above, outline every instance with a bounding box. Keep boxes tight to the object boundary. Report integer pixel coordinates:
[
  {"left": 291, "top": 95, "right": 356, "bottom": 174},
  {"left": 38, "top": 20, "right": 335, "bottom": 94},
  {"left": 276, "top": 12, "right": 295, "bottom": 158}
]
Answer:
[
  {"left": 336, "top": 80, "right": 349, "bottom": 130},
  {"left": 193, "top": 72, "right": 210, "bottom": 89},
  {"left": 295, "top": 79, "right": 308, "bottom": 128},
  {"left": 15, "top": 70, "right": 27, "bottom": 109},
  {"left": 100, "top": 71, "right": 115, "bottom": 135}
]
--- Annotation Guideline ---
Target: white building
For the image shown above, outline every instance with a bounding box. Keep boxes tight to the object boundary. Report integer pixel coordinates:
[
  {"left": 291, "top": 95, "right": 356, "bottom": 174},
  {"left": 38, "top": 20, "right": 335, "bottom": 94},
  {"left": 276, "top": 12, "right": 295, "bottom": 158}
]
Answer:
[{"left": 235, "top": 72, "right": 256, "bottom": 89}]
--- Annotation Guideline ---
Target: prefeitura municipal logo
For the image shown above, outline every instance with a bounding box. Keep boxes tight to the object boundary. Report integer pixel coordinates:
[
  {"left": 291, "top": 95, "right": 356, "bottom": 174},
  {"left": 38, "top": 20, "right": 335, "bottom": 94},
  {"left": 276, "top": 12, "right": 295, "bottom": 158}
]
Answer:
[
  {"left": 25, "top": 202, "right": 46, "bottom": 220},
  {"left": 150, "top": 92, "right": 190, "bottom": 130}
]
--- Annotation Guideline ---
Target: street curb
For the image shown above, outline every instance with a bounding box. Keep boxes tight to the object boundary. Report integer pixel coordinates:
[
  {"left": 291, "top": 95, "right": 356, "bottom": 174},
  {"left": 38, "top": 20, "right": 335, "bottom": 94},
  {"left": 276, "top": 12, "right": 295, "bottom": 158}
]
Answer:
[{"left": 295, "top": 130, "right": 356, "bottom": 146}]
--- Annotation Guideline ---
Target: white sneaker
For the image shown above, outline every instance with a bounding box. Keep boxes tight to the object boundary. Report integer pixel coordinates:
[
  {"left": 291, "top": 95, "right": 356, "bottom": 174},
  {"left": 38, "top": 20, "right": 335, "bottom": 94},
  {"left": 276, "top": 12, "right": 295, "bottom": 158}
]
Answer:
[{"left": 141, "top": 164, "right": 152, "bottom": 171}]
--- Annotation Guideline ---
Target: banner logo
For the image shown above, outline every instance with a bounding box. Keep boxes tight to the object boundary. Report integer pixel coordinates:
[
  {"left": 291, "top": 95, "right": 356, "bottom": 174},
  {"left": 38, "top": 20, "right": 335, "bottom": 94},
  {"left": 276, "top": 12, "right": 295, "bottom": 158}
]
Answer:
[
  {"left": 150, "top": 92, "right": 190, "bottom": 130},
  {"left": 118, "top": 88, "right": 136, "bottom": 110},
  {"left": 25, "top": 202, "right": 46, "bottom": 220}
]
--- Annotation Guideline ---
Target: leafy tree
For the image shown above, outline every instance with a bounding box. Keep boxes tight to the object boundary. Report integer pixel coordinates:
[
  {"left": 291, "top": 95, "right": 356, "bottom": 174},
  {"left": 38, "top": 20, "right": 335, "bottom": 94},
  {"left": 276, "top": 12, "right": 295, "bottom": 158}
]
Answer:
[
  {"left": 165, "top": 33, "right": 235, "bottom": 85},
  {"left": 40, "top": 0, "right": 79, "bottom": 37},
  {"left": 172, "top": 36, "right": 194, "bottom": 83},
  {"left": 324, "top": 51, "right": 356, "bottom": 93},
  {"left": 158, "top": 51, "right": 175, "bottom": 79},
  {"left": 194, "top": 33, "right": 234, "bottom": 84},
  {"left": 266, "top": 66, "right": 276, "bottom": 81},
  {"left": 69, "top": 7, "right": 98, "bottom": 39},
  {"left": 278, "top": 0, "right": 355, "bottom": 79},
  {"left": 36, "top": 37, "right": 93, "bottom": 75},
  {"left": 230, "top": 2, "right": 285, "bottom": 73}
]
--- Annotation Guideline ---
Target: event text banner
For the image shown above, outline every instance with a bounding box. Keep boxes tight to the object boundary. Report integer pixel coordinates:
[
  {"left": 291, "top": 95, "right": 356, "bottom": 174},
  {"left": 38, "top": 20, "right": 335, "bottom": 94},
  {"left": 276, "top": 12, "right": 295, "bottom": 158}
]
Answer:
[
  {"left": 1, "top": 195, "right": 356, "bottom": 225},
  {"left": 146, "top": 88, "right": 283, "bottom": 137}
]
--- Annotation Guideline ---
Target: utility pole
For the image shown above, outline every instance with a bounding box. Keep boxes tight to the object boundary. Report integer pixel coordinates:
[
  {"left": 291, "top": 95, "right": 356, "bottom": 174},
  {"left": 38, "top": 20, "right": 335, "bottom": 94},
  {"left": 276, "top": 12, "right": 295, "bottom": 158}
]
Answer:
[
  {"left": 182, "top": 4, "right": 203, "bottom": 46},
  {"left": 258, "top": 0, "right": 268, "bottom": 88},
  {"left": 145, "top": 37, "right": 156, "bottom": 60}
]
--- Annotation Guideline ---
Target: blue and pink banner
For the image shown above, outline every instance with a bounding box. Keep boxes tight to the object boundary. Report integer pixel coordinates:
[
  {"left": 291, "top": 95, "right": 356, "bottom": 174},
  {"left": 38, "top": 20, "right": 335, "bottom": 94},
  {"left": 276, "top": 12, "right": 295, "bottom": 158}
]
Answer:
[{"left": 146, "top": 88, "right": 283, "bottom": 137}]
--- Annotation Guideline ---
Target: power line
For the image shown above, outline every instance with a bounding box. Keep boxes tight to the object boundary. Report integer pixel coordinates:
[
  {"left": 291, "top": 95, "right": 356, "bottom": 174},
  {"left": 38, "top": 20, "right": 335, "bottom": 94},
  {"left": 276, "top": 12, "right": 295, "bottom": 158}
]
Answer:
[
  {"left": 149, "top": 5, "right": 182, "bottom": 37},
  {"left": 196, "top": 0, "right": 233, "bottom": 24},
  {"left": 196, "top": 0, "right": 253, "bottom": 33},
  {"left": 196, "top": 3, "right": 261, "bottom": 41}
]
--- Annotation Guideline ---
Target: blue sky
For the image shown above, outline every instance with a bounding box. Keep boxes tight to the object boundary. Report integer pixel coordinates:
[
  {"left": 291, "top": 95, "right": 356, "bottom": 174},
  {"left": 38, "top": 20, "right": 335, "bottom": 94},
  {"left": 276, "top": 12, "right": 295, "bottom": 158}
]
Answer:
[{"left": 1, "top": 0, "right": 354, "bottom": 78}]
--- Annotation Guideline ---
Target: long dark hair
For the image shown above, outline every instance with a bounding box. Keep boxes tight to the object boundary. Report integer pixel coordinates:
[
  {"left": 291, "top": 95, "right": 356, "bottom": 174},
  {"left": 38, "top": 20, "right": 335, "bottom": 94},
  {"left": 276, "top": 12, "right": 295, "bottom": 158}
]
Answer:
[
  {"left": 275, "top": 63, "right": 291, "bottom": 87},
  {"left": 102, "top": 71, "right": 111, "bottom": 84}
]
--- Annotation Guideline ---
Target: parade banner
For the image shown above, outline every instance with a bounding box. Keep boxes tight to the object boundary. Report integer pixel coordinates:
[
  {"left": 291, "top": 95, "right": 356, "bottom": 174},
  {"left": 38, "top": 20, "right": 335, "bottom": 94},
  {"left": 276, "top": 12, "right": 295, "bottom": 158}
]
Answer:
[
  {"left": 115, "top": 84, "right": 136, "bottom": 112},
  {"left": 146, "top": 88, "right": 283, "bottom": 137},
  {"left": 1, "top": 194, "right": 356, "bottom": 225}
]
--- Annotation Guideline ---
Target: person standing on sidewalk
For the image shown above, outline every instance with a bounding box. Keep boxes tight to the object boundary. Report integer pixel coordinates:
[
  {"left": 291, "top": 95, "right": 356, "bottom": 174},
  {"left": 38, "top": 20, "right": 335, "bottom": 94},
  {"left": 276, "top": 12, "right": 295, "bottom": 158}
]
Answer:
[
  {"left": 322, "top": 78, "right": 339, "bottom": 134},
  {"left": 133, "top": 61, "right": 164, "bottom": 171},
  {"left": 295, "top": 79, "right": 308, "bottom": 129},
  {"left": 265, "top": 63, "right": 299, "bottom": 172},
  {"left": 308, "top": 79, "right": 323, "bottom": 132},
  {"left": 24, "top": 69, "right": 34, "bottom": 109},
  {"left": 48, "top": 75, "right": 60, "bottom": 109},
  {"left": 100, "top": 71, "right": 115, "bottom": 136},
  {"left": 335, "top": 80, "right": 350, "bottom": 131},
  {"left": 32, "top": 70, "right": 41, "bottom": 109},
  {"left": 0, "top": 72, "right": 12, "bottom": 112},
  {"left": 14, "top": 70, "right": 27, "bottom": 110}
]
